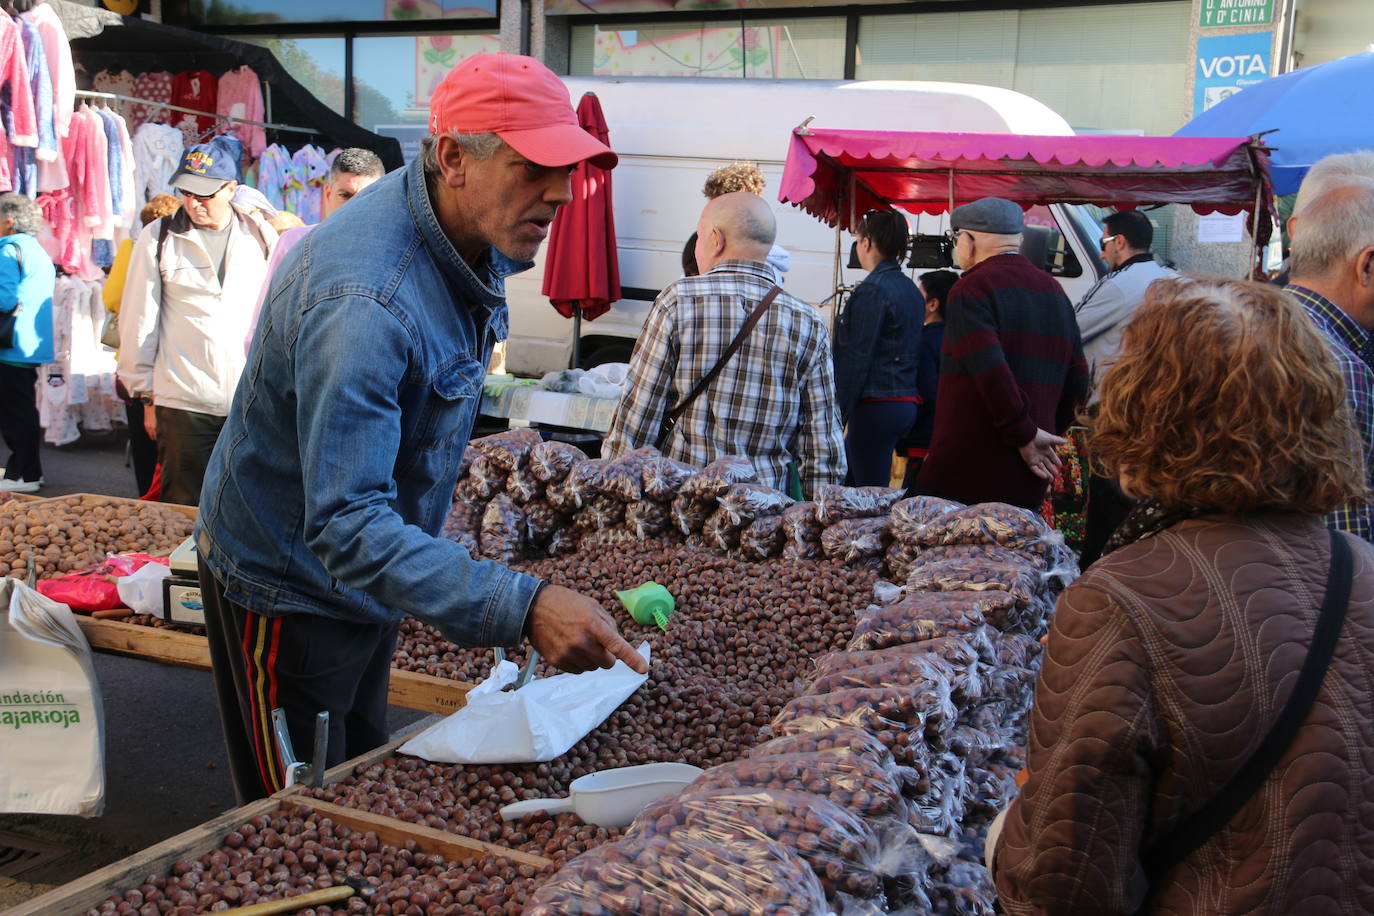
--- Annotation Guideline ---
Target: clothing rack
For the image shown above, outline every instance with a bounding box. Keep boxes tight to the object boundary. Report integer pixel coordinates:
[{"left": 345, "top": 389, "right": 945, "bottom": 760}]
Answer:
[{"left": 74, "top": 88, "right": 319, "bottom": 137}]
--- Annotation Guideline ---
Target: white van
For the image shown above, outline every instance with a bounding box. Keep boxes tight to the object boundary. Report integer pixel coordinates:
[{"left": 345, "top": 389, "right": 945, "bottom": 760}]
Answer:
[{"left": 503, "top": 77, "right": 1107, "bottom": 377}]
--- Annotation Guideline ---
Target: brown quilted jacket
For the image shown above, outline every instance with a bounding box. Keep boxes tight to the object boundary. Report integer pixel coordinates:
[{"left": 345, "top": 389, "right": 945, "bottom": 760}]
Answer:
[{"left": 993, "top": 513, "right": 1374, "bottom": 915}]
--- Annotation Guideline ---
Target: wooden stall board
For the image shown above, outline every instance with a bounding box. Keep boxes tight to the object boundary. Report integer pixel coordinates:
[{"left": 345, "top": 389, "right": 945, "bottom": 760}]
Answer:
[
  {"left": 1, "top": 494, "right": 471, "bottom": 716},
  {"left": 74, "top": 617, "right": 474, "bottom": 716},
  {"left": 6, "top": 725, "right": 553, "bottom": 916}
]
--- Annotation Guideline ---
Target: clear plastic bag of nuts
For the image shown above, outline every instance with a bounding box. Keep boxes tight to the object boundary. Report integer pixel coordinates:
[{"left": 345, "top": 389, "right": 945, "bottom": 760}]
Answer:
[
  {"left": 847, "top": 592, "right": 1010, "bottom": 652},
  {"left": 806, "top": 652, "right": 975, "bottom": 710},
  {"left": 739, "top": 514, "right": 786, "bottom": 561},
  {"left": 812, "top": 637, "right": 987, "bottom": 706},
  {"left": 680, "top": 455, "right": 759, "bottom": 502},
  {"left": 465, "top": 455, "right": 507, "bottom": 500},
  {"left": 749, "top": 725, "right": 922, "bottom": 800},
  {"left": 597, "top": 446, "right": 661, "bottom": 503},
  {"left": 888, "top": 495, "right": 965, "bottom": 543},
  {"left": 472, "top": 427, "right": 544, "bottom": 471},
  {"left": 523, "top": 832, "right": 834, "bottom": 916},
  {"left": 528, "top": 439, "right": 588, "bottom": 483},
  {"left": 566, "top": 458, "right": 612, "bottom": 508},
  {"left": 904, "top": 554, "right": 1048, "bottom": 609},
  {"left": 671, "top": 492, "right": 712, "bottom": 535},
  {"left": 703, "top": 508, "right": 743, "bottom": 551},
  {"left": 479, "top": 495, "right": 527, "bottom": 564},
  {"left": 626, "top": 500, "right": 673, "bottom": 539},
  {"left": 686, "top": 751, "right": 911, "bottom": 822},
  {"left": 814, "top": 484, "right": 905, "bottom": 526},
  {"left": 505, "top": 463, "right": 545, "bottom": 504},
  {"left": 770, "top": 687, "right": 952, "bottom": 769},
  {"left": 632, "top": 785, "right": 926, "bottom": 908},
  {"left": 717, "top": 483, "right": 794, "bottom": 526},
  {"left": 822, "top": 518, "right": 893, "bottom": 565},
  {"left": 782, "top": 501, "right": 823, "bottom": 559},
  {"left": 642, "top": 455, "right": 699, "bottom": 502}
]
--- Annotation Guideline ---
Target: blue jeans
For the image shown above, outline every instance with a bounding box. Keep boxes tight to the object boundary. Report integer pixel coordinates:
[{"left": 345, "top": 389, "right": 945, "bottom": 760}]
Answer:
[{"left": 844, "top": 400, "right": 918, "bottom": 487}]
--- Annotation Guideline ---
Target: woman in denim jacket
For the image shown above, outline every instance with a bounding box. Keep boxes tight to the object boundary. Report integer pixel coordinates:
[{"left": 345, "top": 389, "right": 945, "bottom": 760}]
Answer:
[{"left": 832, "top": 208, "right": 924, "bottom": 486}]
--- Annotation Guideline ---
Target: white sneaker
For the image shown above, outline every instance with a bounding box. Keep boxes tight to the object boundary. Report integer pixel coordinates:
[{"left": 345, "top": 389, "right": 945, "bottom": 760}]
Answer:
[{"left": 0, "top": 478, "right": 42, "bottom": 493}]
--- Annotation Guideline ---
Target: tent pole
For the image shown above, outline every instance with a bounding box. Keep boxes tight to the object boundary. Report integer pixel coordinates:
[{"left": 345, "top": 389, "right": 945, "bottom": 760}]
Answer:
[
  {"left": 571, "top": 309, "right": 582, "bottom": 369},
  {"left": 948, "top": 168, "right": 955, "bottom": 214}
]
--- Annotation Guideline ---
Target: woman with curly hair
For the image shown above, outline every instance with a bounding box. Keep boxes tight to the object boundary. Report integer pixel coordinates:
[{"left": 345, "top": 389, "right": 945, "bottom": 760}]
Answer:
[
  {"left": 992, "top": 278, "right": 1374, "bottom": 914},
  {"left": 701, "top": 161, "right": 790, "bottom": 277}
]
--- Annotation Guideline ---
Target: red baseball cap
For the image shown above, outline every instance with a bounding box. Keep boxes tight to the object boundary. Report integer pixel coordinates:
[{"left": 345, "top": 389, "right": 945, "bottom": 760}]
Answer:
[{"left": 429, "top": 54, "right": 618, "bottom": 170}]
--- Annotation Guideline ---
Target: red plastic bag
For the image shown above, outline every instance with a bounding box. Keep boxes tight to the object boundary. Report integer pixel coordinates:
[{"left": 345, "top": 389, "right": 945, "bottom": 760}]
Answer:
[{"left": 36, "top": 554, "right": 169, "bottom": 612}]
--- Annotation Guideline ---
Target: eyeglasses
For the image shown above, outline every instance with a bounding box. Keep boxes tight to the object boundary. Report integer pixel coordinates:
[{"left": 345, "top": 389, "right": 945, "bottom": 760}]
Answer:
[
  {"left": 1099, "top": 234, "right": 1119, "bottom": 249},
  {"left": 944, "top": 229, "right": 970, "bottom": 243},
  {"left": 179, "top": 185, "right": 226, "bottom": 202}
]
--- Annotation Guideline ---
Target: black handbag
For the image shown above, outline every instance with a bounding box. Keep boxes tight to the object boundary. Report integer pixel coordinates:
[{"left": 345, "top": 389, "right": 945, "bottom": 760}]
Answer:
[{"left": 1135, "top": 527, "right": 1353, "bottom": 911}]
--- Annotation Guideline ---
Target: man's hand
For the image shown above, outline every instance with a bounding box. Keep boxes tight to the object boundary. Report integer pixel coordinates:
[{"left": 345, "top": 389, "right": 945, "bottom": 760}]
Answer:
[
  {"left": 1018, "top": 428, "right": 1066, "bottom": 481},
  {"left": 143, "top": 405, "right": 157, "bottom": 441},
  {"left": 526, "top": 584, "right": 649, "bottom": 675}
]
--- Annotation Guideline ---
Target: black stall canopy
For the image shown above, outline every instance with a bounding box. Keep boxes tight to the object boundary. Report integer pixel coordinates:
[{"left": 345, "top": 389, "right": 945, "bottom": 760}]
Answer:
[{"left": 53, "top": 0, "right": 403, "bottom": 171}]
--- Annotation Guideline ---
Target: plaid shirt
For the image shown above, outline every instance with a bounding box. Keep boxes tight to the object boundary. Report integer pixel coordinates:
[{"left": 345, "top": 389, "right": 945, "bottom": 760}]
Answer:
[
  {"left": 1289, "top": 284, "right": 1374, "bottom": 541},
  {"left": 604, "top": 259, "right": 846, "bottom": 495}
]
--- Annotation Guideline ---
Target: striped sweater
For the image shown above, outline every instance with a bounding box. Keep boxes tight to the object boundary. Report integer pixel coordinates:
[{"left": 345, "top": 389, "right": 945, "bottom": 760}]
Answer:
[{"left": 917, "top": 252, "right": 1088, "bottom": 510}]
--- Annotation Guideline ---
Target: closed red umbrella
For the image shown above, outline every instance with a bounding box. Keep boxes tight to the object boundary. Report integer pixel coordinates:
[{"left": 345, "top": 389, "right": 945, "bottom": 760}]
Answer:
[{"left": 542, "top": 93, "right": 620, "bottom": 364}]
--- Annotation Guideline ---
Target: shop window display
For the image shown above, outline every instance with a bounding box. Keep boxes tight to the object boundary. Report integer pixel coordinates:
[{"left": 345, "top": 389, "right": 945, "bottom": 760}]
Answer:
[{"left": 570, "top": 18, "right": 844, "bottom": 79}]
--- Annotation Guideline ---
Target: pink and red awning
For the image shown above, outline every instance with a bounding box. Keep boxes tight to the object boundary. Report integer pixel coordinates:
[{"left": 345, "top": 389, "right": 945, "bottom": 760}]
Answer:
[{"left": 778, "top": 128, "right": 1276, "bottom": 235}]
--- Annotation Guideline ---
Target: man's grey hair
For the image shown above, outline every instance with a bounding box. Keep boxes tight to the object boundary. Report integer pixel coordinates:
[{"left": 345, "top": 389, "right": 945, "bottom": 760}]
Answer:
[
  {"left": 739, "top": 207, "right": 776, "bottom": 248},
  {"left": 328, "top": 147, "right": 385, "bottom": 183},
  {"left": 419, "top": 130, "right": 504, "bottom": 176},
  {"left": 1289, "top": 176, "right": 1374, "bottom": 279},
  {"left": 0, "top": 193, "right": 45, "bottom": 236},
  {"left": 1293, "top": 151, "right": 1374, "bottom": 220}
]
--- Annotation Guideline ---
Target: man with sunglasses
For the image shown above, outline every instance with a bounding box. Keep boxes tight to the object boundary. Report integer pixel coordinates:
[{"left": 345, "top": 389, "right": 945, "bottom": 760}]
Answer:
[
  {"left": 1075, "top": 209, "right": 1176, "bottom": 393},
  {"left": 118, "top": 143, "right": 275, "bottom": 505},
  {"left": 1072, "top": 208, "right": 1175, "bottom": 565}
]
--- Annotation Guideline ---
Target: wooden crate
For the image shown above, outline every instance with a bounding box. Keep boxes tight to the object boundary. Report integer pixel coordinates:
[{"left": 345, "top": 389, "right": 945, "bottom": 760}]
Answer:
[
  {"left": 75, "top": 617, "right": 474, "bottom": 715},
  {"left": 4, "top": 728, "right": 551, "bottom": 916}
]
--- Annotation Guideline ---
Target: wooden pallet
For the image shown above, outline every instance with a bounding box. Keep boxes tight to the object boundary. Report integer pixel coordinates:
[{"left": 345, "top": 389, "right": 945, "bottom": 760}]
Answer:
[
  {"left": 4, "top": 727, "right": 551, "bottom": 916},
  {"left": 75, "top": 617, "right": 474, "bottom": 715}
]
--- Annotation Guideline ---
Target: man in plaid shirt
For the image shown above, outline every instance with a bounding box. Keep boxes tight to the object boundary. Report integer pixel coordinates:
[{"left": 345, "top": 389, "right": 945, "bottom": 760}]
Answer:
[
  {"left": 604, "top": 192, "right": 846, "bottom": 495},
  {"left": 1286, "top": 172, "right": 1374, "bottom": 541}
]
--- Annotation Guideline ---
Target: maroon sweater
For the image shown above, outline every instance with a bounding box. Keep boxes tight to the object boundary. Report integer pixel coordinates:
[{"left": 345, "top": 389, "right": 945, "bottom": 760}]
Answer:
[{"left": 917, "top": 253, "right": 1088, "bottom": 509}]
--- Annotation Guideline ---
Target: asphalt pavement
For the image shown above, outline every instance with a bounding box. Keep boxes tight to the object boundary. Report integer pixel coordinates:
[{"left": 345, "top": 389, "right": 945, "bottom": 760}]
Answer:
[{"left": 0, "top": 434, "right": 435, "bottom": 908}]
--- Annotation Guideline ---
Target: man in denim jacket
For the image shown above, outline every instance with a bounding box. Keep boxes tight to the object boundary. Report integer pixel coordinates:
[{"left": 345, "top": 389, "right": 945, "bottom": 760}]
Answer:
[{"left": 196, "top": 55, "right": 645, "bottom": 802}]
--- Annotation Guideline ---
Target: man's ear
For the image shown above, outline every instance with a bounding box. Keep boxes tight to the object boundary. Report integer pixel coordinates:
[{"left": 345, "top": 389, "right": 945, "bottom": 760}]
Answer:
[
  {"left": 709, "top": 225, "right": 727, "bottom": 258},
  {"left": 1285, "top": 215, "right": 1298, "bottom": 243},
  {"left": 1358, "top": 246, "right": 1374, "bottom": 287},
  {"left": 436, "top": 135, "right": 467, "bottom": 190}
]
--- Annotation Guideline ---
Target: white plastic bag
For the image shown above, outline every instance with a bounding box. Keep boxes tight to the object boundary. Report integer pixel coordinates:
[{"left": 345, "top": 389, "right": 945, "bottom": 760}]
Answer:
[
  {"left": 116, "top": 561, "right": 172, "bottom": 617},
  {"left": 399, "top": 643, "right": 650, "bottom": 763},
  {"left": 0, "top": 578, "right": 105, "bottom": 816},
  {"left": 579, "top": 362, "right": 631, "bottom": 399}
]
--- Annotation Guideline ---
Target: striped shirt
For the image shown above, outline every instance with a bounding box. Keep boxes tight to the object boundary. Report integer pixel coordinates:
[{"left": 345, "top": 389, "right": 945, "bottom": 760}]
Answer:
[
  {"left": 1289, "top": 284, "right": 1374, "bottom": 541},
  {"left": 603, "top": 259, "right": 846, "bottom": 496}
]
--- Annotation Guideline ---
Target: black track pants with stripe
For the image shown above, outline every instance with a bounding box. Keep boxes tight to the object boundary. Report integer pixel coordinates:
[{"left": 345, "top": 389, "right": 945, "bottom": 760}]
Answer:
[{"left": 199, "top": 557, "right": 401, "bottom": 804}]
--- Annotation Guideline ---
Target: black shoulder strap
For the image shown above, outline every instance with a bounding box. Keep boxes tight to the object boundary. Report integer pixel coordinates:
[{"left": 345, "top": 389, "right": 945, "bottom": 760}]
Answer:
[
  {"left": 155, "top": 215, "right": 173, "bottom": 276},
  {"left": 655, "top": 284, "right": 781, "bottom": 450},
  {"left": 1140, "top": 527, "right": 1352, "bottom": 888}
]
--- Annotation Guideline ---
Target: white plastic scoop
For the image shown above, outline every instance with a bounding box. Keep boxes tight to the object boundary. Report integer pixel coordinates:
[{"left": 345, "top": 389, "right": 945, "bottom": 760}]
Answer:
[{"left": 498, "top": 762, "right": 702, "bottom": 828}]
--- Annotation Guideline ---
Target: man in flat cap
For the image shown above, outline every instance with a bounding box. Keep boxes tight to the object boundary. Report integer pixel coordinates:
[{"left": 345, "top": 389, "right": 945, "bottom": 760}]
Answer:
[
  {"left": 916, "top": 197, "right": 1088, "bottom": 509},
  {"left": 196, "top": 54, "right": 646, "bottom": 803}
]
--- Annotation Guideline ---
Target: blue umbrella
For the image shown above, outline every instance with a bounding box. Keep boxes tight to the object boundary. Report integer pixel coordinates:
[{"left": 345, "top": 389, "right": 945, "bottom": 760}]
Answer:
[{"left": 1175, "top": 50, "right": 1374, "bottom": 194}]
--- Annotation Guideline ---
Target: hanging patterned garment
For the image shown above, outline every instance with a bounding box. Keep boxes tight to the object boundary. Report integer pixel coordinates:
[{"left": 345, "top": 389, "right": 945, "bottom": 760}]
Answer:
[
  {"left": 92, "top": 68, "right": 136, "bottom": 122},
  {"left": 255, "top": 143, "right": 292, "bottom": 211},
  {"left": 170, "top": 69, "right": 217, "bottom": 144},
  {"left": 130, "top": 70, "right": 173, "bottom": 132},
  {"left": 131, "top": 122, "right": 182, "bottom": 203},
  {"left": 216, "top": 65, "right": 266, "bottom": 157},
  {"left": 11, "top": 18, "right": 54, "bottom": 199},
  {"left": 0, "top": 16, "right": 37, "bottom": 150},
  {"left": 288, "top": 144, "right": 329, "bottom": 224}
]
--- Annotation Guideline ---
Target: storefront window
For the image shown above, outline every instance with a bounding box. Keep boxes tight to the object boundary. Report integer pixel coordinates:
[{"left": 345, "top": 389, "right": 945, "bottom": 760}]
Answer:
[
  {"left": 570, "top": 18, "right": 844, "bottom": 79},
  {"left": 856, "top": 2, "right": 1190, "bottom": 136},
  {"left": 187, "top": 0, "right": 496, "bottom": 25},
  {"left": 238, "top": 36, "right": 346, "bottom": 116},
  {"left": 353, "top": 33, "right": 499, "bottom": 157}
]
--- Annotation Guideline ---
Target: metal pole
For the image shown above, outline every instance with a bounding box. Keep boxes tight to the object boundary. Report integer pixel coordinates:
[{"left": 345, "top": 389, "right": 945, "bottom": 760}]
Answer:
[{"left": 571, "top": 309, "right": 582, "bottom": 369}]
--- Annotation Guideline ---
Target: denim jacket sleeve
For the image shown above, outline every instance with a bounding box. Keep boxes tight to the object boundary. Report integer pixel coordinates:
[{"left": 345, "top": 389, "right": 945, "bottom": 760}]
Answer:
[
  {"left": 293, "top": 292, "right": 542, "bottom": 649},
  {"left": 832, "top": 278, "right": 886, "bottom": 423}
]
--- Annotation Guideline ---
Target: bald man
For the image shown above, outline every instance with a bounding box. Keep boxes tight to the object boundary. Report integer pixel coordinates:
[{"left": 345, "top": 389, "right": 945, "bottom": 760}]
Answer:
[{"left": 604, "top": 192, "right": 846, "bottom": 496}]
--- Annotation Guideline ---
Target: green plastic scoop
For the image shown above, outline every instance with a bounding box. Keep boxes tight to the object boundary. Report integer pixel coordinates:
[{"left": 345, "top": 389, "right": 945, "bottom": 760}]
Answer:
[{"left": 616, "top": 581, "right": 676, "bottom": 630}]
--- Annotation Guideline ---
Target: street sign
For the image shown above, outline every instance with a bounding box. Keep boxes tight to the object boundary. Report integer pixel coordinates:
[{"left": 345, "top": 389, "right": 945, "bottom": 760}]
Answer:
[{"left": 1199, "top": 0, "right": 1275, "bottom": 28}]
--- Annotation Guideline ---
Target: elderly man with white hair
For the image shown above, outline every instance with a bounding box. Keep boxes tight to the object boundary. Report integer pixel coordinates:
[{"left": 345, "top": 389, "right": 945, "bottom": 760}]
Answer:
[{"left": 1286, "top": 157, "right": 1374, "bottom": 541}]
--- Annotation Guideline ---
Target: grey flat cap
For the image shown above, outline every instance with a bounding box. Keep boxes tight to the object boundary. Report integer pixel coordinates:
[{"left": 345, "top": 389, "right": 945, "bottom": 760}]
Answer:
[{"left": 951, "top": 197, "right": 1024, "bottom": 234}]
